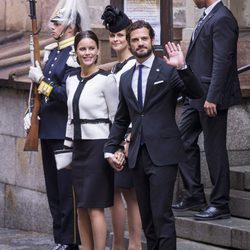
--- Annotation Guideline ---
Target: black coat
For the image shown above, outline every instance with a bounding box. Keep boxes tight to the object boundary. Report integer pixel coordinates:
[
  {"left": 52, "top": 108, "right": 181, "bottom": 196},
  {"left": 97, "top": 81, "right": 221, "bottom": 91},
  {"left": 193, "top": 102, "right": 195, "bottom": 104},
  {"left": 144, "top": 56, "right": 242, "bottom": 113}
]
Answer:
[{"left": 187, "top": 1, "right": 241, "bottom": 110}]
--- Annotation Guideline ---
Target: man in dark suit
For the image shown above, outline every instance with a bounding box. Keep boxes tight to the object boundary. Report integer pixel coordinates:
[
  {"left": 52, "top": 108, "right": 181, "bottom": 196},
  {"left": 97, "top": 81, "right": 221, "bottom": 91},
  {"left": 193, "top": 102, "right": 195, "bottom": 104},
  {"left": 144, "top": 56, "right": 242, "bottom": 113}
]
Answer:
[
  {"left": 104, "top": 20, "right": 203, "bottom": 250},
  {"left": 172, "top": 0, "right": 242, "bottom": 221}
]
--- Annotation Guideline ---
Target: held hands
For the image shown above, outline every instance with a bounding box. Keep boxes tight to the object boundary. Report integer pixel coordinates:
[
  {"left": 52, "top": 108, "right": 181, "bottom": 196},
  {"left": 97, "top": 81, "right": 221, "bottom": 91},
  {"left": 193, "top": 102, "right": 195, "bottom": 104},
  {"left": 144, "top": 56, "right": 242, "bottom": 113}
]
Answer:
[
  {"left": 28, "top": 61, "right": 44, "bottom": 83},
  {"left": 204, "top": 100, "right": 217, "bottom": 117},
  {"left": 107, "top": 150, "right": 126, "bottom": 171},
  {"left": 164, "top": 42, "right": 186, "bottom": 69}
]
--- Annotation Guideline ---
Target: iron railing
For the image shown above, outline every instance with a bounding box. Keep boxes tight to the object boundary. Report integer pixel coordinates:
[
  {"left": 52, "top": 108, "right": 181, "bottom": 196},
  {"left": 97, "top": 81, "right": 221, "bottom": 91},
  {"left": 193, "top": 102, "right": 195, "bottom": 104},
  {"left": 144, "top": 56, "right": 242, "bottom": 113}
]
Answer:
[{"left": 238, "top": 64, "right": 250, "bottom": 74}]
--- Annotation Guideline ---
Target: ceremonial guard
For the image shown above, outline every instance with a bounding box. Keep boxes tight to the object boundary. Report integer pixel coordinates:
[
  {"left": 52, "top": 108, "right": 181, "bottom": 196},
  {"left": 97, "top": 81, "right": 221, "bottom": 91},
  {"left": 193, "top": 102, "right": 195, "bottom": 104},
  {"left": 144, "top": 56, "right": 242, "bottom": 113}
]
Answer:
[{"left": 24, "top": 1, "right": 90, "bottom": 249}]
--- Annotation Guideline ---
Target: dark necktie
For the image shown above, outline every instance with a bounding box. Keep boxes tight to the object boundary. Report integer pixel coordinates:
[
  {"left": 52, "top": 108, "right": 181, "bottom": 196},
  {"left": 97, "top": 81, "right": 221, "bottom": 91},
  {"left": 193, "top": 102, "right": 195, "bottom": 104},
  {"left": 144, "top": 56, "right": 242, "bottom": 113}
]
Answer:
[
  {"left": 193, "top": 11, "right": 206, "bottom": 40},
  {"left": 137, "top": 64, "right": 144, "bottom": 109}
]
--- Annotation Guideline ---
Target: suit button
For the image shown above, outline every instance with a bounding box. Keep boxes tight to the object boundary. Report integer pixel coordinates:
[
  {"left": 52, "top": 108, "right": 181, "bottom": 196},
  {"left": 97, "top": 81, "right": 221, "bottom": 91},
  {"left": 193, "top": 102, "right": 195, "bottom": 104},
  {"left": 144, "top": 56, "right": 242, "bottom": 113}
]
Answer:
[{"left": 141, "top": 113, "right": 144, "bottom": 117}]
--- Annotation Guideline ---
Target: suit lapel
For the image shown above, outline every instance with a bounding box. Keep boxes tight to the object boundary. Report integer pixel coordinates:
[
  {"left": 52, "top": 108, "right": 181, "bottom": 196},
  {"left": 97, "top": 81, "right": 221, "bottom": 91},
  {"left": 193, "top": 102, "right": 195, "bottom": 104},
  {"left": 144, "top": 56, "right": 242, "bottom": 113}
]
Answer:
[
  {"left": 188, "top": 13, "right": 213, "bottom": 54},
  {"left": 187, "top": 2, "right": 223, "bottom": 56},
  {"left": 124, "top": 65, "right": 140, "bottom": 109},
  {"left": 143, "top": 57, "right": 161, "bottom": 108}
]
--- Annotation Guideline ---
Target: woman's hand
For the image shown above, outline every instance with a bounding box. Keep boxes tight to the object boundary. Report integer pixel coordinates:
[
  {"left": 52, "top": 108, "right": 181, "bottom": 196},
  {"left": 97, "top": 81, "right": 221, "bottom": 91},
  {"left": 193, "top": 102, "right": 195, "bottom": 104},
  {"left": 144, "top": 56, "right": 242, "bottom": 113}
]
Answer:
[{"left": 107, "top": 150, "right": 126, "bottom": 171}]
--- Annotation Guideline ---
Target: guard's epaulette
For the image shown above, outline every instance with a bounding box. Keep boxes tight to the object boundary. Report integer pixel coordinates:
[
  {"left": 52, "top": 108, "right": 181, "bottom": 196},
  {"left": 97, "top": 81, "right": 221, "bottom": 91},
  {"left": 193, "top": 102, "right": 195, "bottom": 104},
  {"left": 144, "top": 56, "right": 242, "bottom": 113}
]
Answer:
[
  {"left": 44, "top": 42, "right": 58, "bottom": 51},
  {"left": 66, "top": 45, "right": 80, "bottom": 68},
  {"left": 43, "top": 42, "right": 58, "bottom": 63}
]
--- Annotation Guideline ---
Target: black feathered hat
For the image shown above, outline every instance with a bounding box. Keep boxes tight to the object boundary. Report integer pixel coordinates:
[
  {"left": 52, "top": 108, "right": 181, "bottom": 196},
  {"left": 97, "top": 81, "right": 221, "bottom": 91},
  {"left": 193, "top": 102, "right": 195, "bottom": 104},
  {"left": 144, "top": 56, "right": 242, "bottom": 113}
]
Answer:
[{"left": 101, "top": 5, "right": 131, "bottom": 33}]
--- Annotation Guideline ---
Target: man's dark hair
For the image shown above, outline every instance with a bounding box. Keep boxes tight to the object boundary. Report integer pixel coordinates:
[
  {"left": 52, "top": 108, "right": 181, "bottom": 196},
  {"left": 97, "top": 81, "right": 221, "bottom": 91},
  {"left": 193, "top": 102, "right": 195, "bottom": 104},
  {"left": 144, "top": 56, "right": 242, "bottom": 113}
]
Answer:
[{"left": 126, "top": 20, "right": 155, "bottom": 45}]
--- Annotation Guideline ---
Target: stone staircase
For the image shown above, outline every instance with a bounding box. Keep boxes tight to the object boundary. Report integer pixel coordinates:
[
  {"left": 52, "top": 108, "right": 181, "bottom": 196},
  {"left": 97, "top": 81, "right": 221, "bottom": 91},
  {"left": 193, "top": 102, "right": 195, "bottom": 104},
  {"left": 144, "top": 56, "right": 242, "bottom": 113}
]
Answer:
[
  {"left": 174, "top": 165, "right": 250, "bottom": 250},
  {"left": 106, "top": 166, "right": 250, "bottom": 249}
]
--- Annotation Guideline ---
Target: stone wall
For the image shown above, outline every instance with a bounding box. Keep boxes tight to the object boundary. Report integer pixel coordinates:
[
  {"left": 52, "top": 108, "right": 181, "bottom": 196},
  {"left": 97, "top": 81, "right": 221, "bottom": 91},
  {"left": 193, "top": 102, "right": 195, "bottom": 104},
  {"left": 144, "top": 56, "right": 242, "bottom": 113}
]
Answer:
[
  {"left": 0, "top": 86, "right": 52, "bottom": 232},
  {"left": 0, "top": 0, "right": 186, "bottom": 31}
]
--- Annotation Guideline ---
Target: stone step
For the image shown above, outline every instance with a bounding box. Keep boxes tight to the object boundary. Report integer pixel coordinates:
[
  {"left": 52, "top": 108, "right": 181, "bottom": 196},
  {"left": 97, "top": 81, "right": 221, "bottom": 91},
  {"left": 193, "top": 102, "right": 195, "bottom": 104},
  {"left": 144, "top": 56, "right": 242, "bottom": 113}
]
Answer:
[
  {"left": 108, "top": 231, "right": 230, "bottom": 250},
  {"left": 230, "top": 165, "right": 250, "bottom": 191},
  {"left": 230, "top": 189, "right": 250, "bottom": 219},
  {"left": 177, "top": 238, "right": 231, "bottom": 250},
  {"left": 204, "top": 188, "right": 250, "bottom": 219},
  {"left": 175, "top": 216, "right": 250, "bottom": 250}
]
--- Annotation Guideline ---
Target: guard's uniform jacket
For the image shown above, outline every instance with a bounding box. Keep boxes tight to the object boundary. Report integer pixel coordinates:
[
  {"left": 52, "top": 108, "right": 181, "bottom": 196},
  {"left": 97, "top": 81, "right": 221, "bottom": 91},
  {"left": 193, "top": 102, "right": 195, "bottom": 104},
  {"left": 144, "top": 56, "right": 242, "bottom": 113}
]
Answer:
[
  {"left": 39, "top": 36, "right": 80, "bottom": 245},
  {"left": 40, "top": 37, "right": 79, "bottom": 139}
]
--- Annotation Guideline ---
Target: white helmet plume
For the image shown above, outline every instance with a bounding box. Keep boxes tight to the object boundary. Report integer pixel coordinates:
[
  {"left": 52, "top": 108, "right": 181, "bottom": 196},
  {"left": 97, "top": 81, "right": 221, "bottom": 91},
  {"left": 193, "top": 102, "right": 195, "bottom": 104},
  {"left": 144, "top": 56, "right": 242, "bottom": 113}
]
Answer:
[{"left": 49, "top": 0, "right": 90, "bottom": 31}]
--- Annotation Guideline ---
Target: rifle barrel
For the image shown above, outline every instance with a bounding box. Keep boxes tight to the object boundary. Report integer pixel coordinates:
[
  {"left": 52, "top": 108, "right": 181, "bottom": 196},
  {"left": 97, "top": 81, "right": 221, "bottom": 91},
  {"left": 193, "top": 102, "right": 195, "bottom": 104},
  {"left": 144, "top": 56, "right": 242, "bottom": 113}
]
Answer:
[{"left": 24, "top": 0, "right": 40, "bottom": 152}]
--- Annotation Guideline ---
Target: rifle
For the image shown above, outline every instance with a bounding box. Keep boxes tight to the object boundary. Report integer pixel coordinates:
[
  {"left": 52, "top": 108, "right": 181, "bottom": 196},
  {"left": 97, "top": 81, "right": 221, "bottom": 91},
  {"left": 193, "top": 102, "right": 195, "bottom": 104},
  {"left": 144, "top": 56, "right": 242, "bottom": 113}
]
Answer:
[{"left": 24, "top": 0, "right": 40, "bottom": 151}]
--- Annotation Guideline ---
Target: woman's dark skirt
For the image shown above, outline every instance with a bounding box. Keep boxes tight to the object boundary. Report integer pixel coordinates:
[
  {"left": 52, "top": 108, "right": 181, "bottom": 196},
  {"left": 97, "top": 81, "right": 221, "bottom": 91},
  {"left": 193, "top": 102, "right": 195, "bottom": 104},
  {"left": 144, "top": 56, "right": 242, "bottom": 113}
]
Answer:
[
  {"left": 114, "top": 163, "right": 134, "bottom": 189},
  {"left": 72, "top": 139, "right": 114, "bottom": 208}
]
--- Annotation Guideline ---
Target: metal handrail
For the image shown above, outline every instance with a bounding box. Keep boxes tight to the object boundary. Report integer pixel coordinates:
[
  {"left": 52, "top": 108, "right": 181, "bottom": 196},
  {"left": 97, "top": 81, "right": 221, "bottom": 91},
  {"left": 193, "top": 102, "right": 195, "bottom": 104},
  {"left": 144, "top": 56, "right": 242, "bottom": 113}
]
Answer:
[{"left": 238, "top": 64, "right": 250, "bottom": 74}]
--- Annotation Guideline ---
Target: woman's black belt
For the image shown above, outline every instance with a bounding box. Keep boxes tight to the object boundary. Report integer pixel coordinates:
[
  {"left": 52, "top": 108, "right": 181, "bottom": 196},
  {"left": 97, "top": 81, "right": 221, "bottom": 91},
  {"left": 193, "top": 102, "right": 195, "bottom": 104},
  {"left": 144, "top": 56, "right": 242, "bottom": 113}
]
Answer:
[{"left": 71, "top": 118, "right": 110, "bottom": 124}]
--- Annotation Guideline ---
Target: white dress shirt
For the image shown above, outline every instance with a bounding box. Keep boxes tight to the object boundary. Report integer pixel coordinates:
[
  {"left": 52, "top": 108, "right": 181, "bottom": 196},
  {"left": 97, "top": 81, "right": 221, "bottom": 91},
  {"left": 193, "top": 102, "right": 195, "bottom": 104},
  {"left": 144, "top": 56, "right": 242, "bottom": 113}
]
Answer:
[
  {"left": 132, "top": 54, "right": 155, "bottom": 105},
  {"left": 205, "top": 0, "right": 221, "bottom": 16}
]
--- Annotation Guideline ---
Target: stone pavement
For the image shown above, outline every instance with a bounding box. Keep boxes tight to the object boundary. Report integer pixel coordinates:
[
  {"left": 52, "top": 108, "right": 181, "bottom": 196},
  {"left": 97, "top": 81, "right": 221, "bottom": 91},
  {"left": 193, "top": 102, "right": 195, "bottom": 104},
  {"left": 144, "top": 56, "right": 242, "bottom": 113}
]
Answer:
[
  {"left": 0, "top": 227, "right": 111, "bottom": 250},
  {"left": 0, "top": 227, "right": 54, "bottom": 250},
  {"left": 0, "top": 227, "right": 229, "bottom": 250}
]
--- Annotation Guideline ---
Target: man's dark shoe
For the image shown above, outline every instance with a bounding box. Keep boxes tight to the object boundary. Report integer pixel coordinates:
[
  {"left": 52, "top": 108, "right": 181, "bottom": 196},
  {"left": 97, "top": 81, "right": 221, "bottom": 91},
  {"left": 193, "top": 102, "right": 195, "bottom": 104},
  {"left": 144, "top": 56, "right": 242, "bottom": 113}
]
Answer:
[
  {"left": 194, "top": 206, "right": 231, "bottom": 221},
  {"left": 172, "top": 198, "right": 207, "bottom": 212}
]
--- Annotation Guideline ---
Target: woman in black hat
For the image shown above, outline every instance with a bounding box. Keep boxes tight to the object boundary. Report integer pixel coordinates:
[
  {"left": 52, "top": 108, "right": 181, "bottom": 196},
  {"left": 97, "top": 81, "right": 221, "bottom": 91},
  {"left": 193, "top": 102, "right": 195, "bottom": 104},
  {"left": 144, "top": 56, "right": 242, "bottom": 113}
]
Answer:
[{"left": 102, "top": 5, "right": 142, "bottom": 250}]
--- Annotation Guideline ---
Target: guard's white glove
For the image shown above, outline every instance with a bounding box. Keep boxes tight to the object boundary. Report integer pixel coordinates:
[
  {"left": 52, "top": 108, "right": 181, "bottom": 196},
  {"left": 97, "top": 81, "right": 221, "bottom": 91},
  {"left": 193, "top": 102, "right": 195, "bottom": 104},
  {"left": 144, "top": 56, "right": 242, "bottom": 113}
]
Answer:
[
  {"left": 24, "top": 112, "right": 32, "bottom": 131},
  {"left": 24, "top": 112, "right": 40, "bottom": 131},
  {"left": 28, "top": 61, "right": 44, "bottom": 83}
]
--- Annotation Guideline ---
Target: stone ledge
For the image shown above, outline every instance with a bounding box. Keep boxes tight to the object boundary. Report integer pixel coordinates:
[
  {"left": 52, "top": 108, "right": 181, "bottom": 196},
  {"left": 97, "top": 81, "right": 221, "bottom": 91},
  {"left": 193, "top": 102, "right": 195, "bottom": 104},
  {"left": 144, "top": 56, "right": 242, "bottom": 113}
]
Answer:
[
  {"left": 230, "top": 166, "right": 250, "bottom": 191},
  {"left": 204, "top": 188, "right": 250, "bottom": 219},
  {"left": 175, "top": 216, "right": 250, "bottom": 249}
]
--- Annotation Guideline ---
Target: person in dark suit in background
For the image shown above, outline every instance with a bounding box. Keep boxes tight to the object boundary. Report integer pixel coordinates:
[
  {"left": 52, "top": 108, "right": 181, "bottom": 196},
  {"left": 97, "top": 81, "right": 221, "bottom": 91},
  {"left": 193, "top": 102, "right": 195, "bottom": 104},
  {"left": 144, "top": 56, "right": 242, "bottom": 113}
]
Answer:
[
  {"left": 172, "top": 0, "right": 242, "bottom": 221},
  {"left": 24, "top": 1, "right": 90, "bottom": 249},
  {"left": 104, "top": 20, "right": 203, "bottom": 250}
]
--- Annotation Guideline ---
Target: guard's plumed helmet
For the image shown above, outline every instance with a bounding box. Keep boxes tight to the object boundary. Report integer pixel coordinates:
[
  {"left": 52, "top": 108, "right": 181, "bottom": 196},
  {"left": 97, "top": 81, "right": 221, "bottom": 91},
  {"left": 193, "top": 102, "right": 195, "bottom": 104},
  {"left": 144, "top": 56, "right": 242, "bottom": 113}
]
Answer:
[
  {"left": 49, "top": 0, "right": 90, "bottom": 32},
  {"left": 101, "top": 5, "right": 131, "bottom": 33}
]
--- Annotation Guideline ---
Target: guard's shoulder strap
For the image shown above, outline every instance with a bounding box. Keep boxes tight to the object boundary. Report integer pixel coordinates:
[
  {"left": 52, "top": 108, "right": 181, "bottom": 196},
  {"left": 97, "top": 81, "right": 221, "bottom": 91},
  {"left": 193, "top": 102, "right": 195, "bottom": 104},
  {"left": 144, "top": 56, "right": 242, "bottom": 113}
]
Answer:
[
  {"left": 43, "top": 42, "right": 58, "bottom": 63},
  {"left": 66, "top": 45, "right": 80, "bottom": 68}
]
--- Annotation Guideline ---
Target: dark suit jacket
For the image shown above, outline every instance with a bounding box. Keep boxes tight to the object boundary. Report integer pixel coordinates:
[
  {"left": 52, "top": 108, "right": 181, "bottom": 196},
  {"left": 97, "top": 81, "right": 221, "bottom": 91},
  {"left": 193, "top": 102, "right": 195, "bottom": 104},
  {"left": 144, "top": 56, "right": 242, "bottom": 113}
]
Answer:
[
  {"left": 187, "top": 1, "right": 241, "bottom": 110},
  {"left": 105, "top": 57, "right": 203, "bottom": 168}
]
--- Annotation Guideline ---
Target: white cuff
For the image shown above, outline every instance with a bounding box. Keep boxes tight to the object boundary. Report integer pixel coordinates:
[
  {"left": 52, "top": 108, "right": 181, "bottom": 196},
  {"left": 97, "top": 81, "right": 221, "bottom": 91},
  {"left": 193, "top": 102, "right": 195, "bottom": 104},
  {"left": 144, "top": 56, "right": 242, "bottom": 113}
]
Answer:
[{"left": 104, "top": 152, "right": 114, "bottom": 159}]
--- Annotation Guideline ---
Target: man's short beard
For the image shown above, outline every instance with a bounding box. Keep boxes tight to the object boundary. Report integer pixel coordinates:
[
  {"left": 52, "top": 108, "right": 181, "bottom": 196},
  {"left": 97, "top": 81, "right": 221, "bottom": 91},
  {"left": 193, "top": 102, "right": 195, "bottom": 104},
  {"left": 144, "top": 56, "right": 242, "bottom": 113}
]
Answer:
[{"left": 132, "top": 48, "right": 152, "bottom": 59}]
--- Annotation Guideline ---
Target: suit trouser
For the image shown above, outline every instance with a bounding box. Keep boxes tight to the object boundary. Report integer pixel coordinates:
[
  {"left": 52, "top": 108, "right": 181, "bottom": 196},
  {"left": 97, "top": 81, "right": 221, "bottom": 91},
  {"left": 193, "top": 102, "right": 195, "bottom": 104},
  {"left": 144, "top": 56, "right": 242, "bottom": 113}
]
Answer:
[
  {"left": 41, "top": 139, "right": 80, "bottom": 245},
  {"left": 132, "top": 145, "right": 177, "bottom": 250},
  {"left": 178, "top": 102, "right": 229, "bottom": 208}
]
